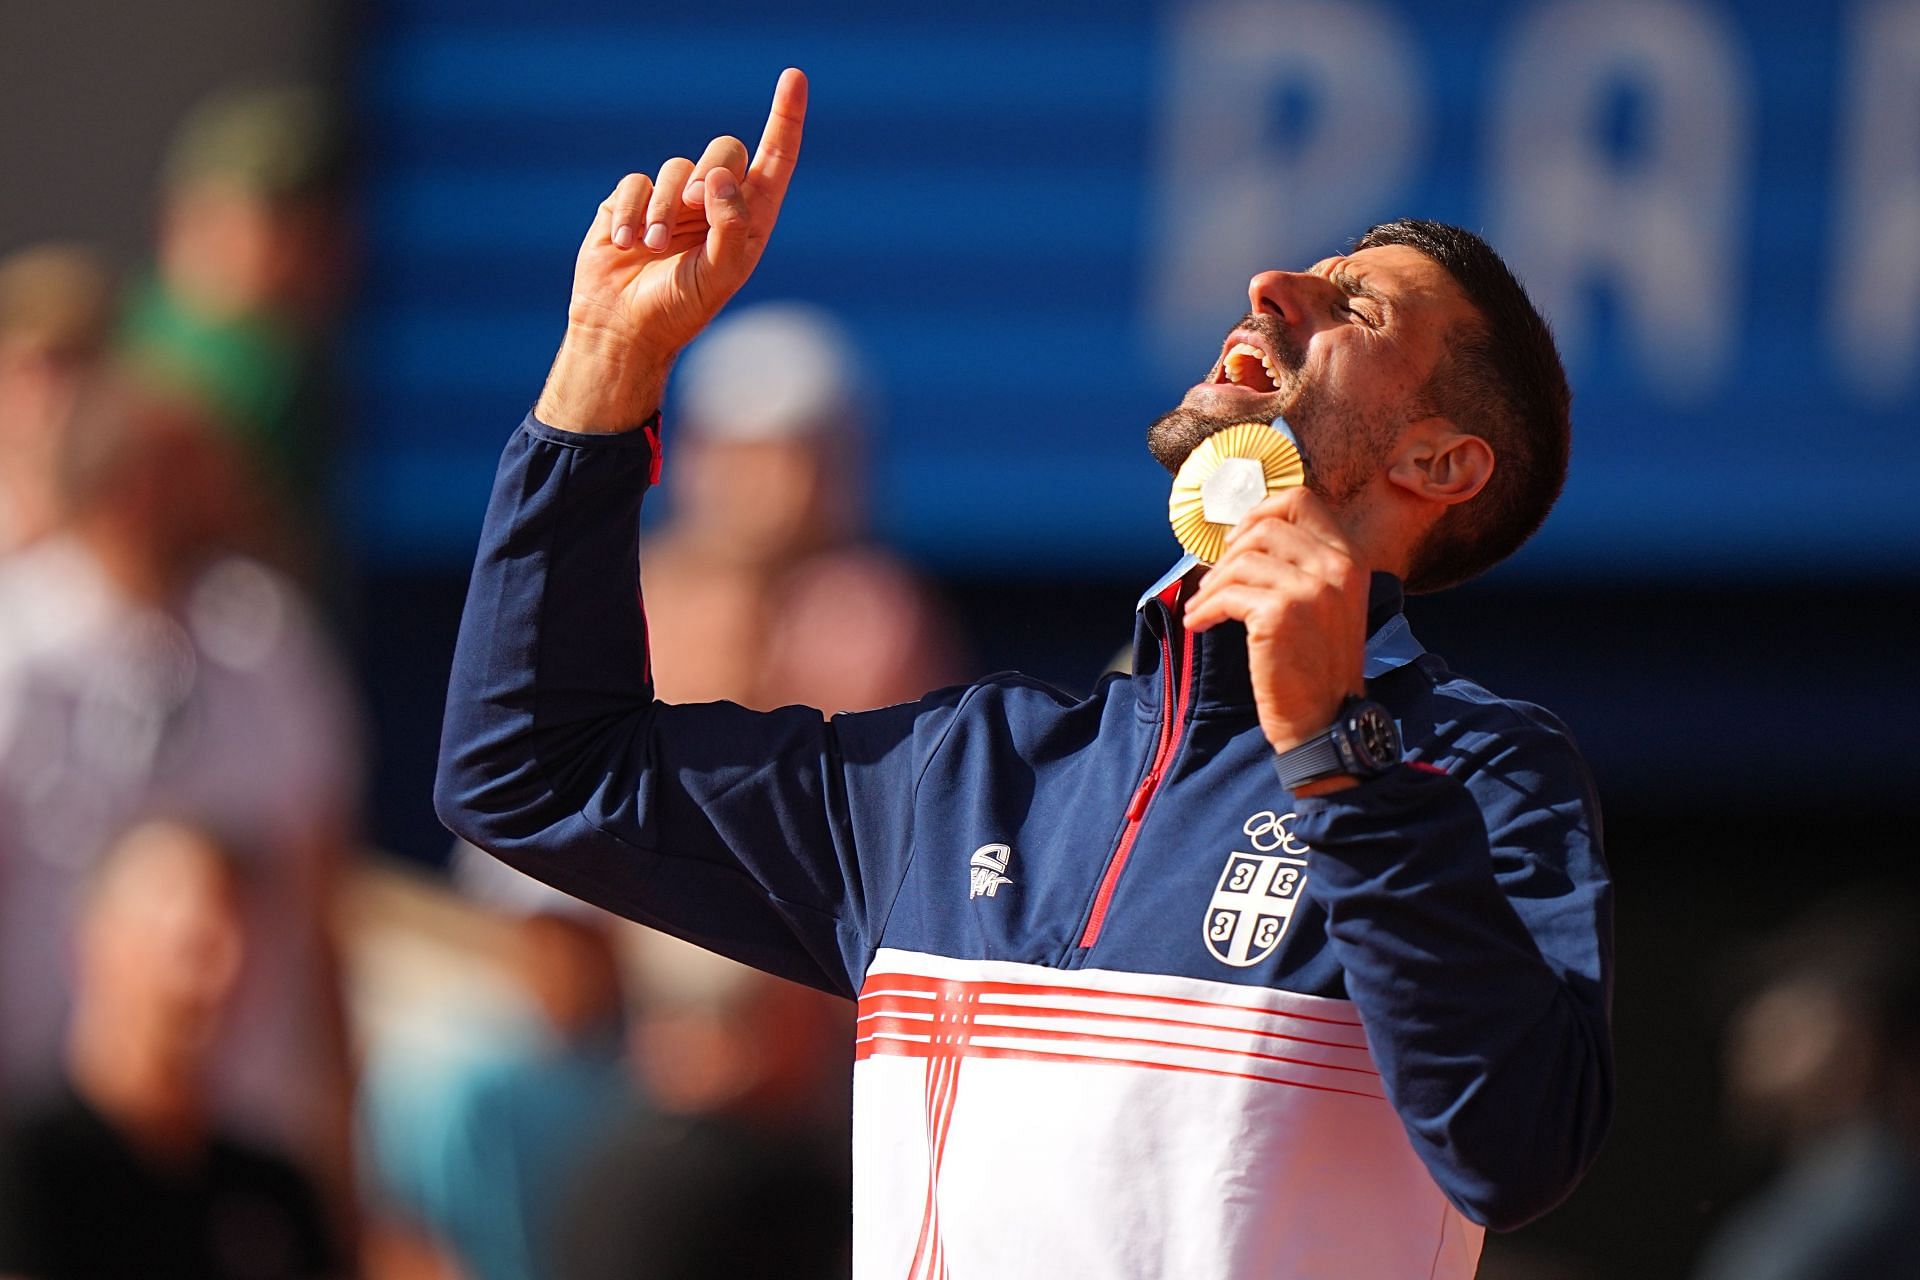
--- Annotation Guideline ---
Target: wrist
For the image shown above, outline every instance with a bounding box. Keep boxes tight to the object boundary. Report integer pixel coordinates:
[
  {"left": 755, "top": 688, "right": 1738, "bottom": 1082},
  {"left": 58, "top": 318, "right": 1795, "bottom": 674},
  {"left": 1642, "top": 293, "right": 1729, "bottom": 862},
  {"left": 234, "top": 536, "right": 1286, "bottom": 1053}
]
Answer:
[
  {"left": 1271, "top": 695, "right": 1401, "bottom": 793},
  {"left": 1262, "top": 688, "right": 1363, "bottom": 756},
  {"left": 1292, "top": 774, "right": 1360, "bottom": 798},
  {"left": 535, "top": 324, "right": 675, "bottom": 435}
]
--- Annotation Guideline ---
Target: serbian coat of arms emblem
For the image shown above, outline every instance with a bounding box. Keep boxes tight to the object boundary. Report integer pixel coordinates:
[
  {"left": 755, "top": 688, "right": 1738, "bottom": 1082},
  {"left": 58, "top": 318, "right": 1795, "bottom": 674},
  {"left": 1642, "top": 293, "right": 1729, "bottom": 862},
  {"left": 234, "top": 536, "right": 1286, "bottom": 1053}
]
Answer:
[{"left": 1203, "top": 812, "right": 1311, "bottom": 967}]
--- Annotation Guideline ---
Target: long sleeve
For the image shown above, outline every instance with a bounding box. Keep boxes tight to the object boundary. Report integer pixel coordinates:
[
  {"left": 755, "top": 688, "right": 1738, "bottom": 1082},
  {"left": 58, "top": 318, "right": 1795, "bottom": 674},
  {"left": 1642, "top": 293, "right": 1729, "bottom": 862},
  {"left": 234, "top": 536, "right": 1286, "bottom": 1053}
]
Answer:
[
  {"left": 434, "top": 416, "right": 961, "bottom": 996},
  {"left": 1290, "top": 714, "right": 1613, "bottom": 1230}
]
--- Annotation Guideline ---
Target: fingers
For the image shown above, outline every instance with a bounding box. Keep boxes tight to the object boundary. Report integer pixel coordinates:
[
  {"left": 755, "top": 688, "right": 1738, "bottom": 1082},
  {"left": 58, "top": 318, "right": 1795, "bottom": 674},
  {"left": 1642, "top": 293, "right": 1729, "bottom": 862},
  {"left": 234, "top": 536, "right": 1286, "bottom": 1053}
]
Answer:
[
  {"left": 700, "top": 165, "right": 752, "bottom": 283},
  {"left": 1185, "top": 560, "right": 1353, "bottom": 632},
  {"left": 602, "top": 142, "right": 743, "bottom": 254},
  {"left": 683, "top": 134, "right": 750, "bottom": 209},
  {"left": 1186, "top": 509, "right": 1362, "bottom": 633},
  {"left": 1225, "top": 487, "right": 1348, "bottom": 553},
  {"left": 604, "top": 172, "right": 655, "bottom": 251},
  {"left": 1183, "top": 583, "right": 1284, "bottom": 634},
  {"left": 642, "top": 157, "right": 697, "bottom": 251},
  {"left": 1210, "top": 515, "right": 1356, "bottom": 592},
  {"left": 591, "top": 67, "right": 804, "bottom": 261},
  {"left": 747, "top": 67, "right": 808, "bottom": 217}
]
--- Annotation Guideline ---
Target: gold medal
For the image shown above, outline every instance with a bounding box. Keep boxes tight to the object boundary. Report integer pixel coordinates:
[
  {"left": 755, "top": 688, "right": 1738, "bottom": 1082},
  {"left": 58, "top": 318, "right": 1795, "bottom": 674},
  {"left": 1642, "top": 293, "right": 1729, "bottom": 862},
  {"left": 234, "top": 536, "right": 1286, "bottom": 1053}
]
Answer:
[{"left": 1168, "top": 420, "right": 1307, "bottom": 564}]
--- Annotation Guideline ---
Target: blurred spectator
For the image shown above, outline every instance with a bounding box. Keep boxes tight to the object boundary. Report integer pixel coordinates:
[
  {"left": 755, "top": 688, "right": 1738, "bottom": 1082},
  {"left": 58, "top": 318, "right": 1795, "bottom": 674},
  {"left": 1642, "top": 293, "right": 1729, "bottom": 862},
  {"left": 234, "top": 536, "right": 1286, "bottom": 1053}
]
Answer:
[
  {"left": 552, "top": 945, "right": 853, "bottom": 1280},
  {"left": 0, "top": 243, "right": 113, "bottom": 555},
  {"left": 1694, "top": 892, "right": 1920, "bottom": 1280},
  {"left": 118, "top": 84, "right": 348, "bottom": 560},
  {"left": 0, "top": 820, "right": 343, "bottom": 1279},
  {"left": 361, "top": 848, "right": 637, "bottom": 1280},
  {"left": 0, "top": 372, "right": 360, "bottom": 1193},
  {"left": 645, "top": 301, "right": 967, "bottom": 712}
]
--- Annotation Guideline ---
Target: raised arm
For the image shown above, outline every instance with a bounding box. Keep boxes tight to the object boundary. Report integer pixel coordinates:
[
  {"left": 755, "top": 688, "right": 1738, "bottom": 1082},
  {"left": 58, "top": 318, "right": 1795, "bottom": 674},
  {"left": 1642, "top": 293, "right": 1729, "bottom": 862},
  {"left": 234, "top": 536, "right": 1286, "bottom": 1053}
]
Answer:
[{"left": 434, "top": 71, "right": 958, "bottom": 996}]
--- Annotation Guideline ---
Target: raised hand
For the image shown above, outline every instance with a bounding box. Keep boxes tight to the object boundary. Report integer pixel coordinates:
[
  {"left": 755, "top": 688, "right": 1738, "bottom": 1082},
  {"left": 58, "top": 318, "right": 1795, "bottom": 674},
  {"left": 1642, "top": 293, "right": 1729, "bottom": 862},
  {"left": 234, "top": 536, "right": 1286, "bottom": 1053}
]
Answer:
[{"left": 536, "top": 68, "right": 808, "bottom": 434}]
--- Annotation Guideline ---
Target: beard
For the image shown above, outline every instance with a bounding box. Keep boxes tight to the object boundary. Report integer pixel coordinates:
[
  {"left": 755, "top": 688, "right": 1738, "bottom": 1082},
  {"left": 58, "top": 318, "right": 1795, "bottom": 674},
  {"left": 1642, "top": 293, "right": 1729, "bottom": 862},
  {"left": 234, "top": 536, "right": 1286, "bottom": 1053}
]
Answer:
[{"left": 1145, "top": 313, "right": 1399, "bottom": 509}]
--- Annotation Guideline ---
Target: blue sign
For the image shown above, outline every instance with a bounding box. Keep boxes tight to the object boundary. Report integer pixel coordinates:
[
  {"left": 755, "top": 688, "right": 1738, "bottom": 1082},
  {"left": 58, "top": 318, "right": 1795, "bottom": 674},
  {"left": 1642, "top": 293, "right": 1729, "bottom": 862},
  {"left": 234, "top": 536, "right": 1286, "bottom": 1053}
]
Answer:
[{"left": 352, "top": 0, "right": 1920, "bottom": 579}]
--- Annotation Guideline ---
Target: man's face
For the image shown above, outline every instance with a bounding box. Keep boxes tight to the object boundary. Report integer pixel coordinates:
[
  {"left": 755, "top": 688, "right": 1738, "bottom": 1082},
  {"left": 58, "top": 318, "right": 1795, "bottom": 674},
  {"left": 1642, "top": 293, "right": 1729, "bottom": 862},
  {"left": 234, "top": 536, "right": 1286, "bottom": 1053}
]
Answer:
[{"left": 1148, "top": 244, "right": 1477, "bottom": 507}]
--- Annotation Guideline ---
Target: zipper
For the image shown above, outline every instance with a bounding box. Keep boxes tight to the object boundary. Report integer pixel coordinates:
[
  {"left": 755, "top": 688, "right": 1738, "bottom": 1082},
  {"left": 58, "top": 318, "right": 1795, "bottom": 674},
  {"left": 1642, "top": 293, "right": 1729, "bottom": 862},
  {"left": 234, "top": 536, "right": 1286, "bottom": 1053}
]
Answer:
[{"left": 1078, "top": 598, "right": 1195, "bottom": 949}]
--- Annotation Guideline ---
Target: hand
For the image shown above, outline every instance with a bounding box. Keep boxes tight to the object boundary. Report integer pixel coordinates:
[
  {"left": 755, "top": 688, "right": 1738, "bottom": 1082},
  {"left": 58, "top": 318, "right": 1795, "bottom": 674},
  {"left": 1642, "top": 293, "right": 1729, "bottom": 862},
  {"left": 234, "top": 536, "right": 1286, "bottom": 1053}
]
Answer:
[
  {"left": 536, "top": 68, "right": 808, "bottom": 433},
  {"left": 1183, "top": 489, "right": 1370, "bottom": 761}
]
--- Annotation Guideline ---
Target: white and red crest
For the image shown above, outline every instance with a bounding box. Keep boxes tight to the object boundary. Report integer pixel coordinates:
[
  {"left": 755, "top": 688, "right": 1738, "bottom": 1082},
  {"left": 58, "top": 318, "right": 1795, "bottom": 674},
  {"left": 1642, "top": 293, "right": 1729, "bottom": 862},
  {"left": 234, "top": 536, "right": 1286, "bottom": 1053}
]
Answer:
[{"left": 1203, "top": 812, "right": 1310, "bottom": 967}]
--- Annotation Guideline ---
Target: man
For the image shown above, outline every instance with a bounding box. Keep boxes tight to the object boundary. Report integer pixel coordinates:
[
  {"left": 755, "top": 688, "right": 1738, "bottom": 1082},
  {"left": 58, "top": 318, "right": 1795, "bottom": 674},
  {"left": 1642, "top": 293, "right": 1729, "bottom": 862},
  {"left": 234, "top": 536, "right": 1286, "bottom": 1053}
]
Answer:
[
  {"left": 0, "top": 821, "right": 342, "bottom": 1279},
  {"left": 436, "top": 69, "right": 1611, "bottom": 1279}
]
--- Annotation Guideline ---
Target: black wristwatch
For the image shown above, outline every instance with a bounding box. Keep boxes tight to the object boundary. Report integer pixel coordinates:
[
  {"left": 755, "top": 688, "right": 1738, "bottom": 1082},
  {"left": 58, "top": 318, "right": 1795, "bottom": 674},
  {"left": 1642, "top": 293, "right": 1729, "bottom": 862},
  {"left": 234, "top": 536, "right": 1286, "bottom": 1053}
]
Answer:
[{"left": 1272, "top": 696, "right": 1402, "bottom": 791}]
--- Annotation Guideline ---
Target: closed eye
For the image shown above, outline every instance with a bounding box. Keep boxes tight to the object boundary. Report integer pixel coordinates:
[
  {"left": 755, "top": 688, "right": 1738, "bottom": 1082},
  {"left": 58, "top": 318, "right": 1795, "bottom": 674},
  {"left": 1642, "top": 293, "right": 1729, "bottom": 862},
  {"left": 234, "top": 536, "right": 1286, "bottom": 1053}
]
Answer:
[{"left": 1332, "top": 271, "right": 1387, "bottom": 328}]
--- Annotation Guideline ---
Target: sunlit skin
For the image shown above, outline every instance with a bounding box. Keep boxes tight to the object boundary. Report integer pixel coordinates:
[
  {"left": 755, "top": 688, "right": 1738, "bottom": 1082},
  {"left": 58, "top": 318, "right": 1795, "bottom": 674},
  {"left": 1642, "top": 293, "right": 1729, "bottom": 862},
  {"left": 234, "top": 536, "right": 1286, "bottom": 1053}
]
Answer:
[{"left": 534, "top": 69, "right": 1497, "bottom": 783}]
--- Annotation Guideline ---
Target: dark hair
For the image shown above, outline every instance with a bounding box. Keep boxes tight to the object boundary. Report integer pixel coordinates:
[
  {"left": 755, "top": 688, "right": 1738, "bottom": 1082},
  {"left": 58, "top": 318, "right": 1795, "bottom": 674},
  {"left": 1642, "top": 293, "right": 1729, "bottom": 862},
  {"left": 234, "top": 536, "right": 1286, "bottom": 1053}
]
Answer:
[{"left": 1352, "top": 220, "right": 1571, "bottom": 592}]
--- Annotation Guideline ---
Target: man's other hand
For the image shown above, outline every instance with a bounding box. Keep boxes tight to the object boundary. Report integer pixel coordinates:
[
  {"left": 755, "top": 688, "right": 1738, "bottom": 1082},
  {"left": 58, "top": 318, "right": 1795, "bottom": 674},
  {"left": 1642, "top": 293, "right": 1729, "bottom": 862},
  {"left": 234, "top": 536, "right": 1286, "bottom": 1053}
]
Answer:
[
  {"left": 535, "top": 68, "right": 808, "bottom": 434},
  {"left": 1184, "top": 489, "right": 1369, "bottom": 770}
]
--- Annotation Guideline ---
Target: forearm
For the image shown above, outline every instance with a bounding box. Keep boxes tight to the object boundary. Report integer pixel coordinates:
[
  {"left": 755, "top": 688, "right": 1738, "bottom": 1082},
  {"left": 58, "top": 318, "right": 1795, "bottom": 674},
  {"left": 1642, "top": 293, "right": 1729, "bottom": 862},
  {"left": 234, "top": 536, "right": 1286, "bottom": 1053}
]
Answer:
[{"left": 1294, "top": 766, "right": 1612, "bottom": 1229}]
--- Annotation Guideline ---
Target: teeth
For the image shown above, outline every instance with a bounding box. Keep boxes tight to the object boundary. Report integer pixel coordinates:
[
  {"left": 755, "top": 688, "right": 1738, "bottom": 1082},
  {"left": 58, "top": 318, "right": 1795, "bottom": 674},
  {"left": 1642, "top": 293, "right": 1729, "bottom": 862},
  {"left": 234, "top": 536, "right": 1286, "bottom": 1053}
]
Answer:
[{"left": 1223, "top": 342, "right": 1278, "bottom": 387}]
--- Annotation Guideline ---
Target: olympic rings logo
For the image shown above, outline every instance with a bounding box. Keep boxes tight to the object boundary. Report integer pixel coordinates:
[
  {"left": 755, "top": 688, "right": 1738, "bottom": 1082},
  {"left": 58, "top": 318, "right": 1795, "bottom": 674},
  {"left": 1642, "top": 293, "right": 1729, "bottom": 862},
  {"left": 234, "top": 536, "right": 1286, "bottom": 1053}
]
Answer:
[{"left": 1242, "top": 810, "right": 1311, "bottom": 856}]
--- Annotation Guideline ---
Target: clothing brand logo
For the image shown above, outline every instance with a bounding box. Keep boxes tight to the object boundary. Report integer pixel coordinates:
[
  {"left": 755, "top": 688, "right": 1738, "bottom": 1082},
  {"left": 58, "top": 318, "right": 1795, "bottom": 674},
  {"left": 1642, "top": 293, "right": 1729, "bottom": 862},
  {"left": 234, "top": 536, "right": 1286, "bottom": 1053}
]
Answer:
[
  {"left": 1204, "top": 814, "right": 1310, "bottom": 967},
  {"left": 968, "top": 843, "right": 1014, "bottom": 900}
]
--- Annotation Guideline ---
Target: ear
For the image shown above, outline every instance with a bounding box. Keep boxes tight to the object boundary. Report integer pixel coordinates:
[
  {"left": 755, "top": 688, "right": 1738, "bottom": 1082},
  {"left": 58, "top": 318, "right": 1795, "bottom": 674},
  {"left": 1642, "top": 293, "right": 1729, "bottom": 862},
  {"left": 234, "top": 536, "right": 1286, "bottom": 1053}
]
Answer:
[{"left": 1386, "top": 421, "right": 1494, "bottom": 508}]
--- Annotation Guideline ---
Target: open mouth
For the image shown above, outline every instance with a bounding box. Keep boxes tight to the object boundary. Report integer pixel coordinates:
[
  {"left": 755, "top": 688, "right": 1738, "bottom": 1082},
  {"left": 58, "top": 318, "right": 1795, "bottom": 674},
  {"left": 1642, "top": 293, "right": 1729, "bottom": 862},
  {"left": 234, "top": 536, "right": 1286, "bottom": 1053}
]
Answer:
[{"left": 1212, "top": 340, "right": 1280, "bottom": 394}]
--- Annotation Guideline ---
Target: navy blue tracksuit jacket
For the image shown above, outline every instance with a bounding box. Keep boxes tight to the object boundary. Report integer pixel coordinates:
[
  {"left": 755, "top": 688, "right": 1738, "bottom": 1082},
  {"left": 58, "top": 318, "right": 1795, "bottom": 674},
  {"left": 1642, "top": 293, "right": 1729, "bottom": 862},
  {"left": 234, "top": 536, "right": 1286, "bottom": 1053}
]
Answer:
[{"left": 436, "top": 416, "right": 1613, "bottom": 1278}]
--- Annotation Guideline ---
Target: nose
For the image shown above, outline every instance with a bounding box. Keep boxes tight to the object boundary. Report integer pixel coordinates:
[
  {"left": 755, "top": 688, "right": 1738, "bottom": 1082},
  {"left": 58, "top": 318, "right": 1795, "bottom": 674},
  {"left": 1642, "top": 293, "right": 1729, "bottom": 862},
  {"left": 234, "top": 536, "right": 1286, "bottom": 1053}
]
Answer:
[{"left": 1248, "top": 270, "right": 1337, "bottom": 327}]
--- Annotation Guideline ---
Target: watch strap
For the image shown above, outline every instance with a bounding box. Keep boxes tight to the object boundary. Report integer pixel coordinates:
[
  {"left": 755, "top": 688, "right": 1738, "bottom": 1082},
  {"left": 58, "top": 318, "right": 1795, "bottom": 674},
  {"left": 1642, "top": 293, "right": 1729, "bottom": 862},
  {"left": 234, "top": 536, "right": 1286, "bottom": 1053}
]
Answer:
[{"left": 1272, "top": 728, "right": 1347, "bottom": 791}]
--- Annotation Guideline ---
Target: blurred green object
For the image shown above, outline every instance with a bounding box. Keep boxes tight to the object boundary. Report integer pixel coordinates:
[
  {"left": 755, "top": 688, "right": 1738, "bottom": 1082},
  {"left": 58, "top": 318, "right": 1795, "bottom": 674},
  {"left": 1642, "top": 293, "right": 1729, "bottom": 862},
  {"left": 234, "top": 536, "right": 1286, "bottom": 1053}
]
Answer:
[
  {"left": 120, "top": 273, "right": 298, "bottom": 446},
  {"left": 117, "top": 271, "right": 318, "bottom": 500}
]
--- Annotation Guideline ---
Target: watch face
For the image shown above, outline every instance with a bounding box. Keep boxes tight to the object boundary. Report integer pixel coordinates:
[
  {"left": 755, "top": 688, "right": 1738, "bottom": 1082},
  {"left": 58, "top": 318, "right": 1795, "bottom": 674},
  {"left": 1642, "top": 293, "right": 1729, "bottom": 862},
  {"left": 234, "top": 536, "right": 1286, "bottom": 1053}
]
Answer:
[{"left": 1351, "top": 703, "right": 1401, "bottom": 770}]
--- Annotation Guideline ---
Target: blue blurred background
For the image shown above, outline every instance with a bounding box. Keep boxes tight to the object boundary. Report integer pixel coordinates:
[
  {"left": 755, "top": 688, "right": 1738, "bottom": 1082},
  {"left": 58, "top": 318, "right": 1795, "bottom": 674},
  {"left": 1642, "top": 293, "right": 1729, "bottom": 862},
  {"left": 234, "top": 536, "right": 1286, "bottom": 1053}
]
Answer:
[
  {"left": 348, "top": 0, "right": 1919, "bottom": 579},
  {"left": 4, "top": 1, "right": 1917, "bottom": 1277}
]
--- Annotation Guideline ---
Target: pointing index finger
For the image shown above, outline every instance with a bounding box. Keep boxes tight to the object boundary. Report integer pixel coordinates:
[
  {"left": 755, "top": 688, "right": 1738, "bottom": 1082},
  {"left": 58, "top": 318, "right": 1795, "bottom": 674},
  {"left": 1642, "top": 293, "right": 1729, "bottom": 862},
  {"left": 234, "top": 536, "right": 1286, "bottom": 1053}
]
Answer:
[{"left": 747, "top": 67, "right": 808, "bottom": 212}]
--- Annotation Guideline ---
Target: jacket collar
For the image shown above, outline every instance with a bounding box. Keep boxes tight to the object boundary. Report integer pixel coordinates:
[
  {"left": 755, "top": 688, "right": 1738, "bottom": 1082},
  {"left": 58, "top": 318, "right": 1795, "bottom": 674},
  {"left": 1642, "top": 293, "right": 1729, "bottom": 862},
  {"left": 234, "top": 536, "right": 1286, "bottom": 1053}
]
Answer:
[{"left": 1131, "top": 559, "right": 1423, "bottom": 714}]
